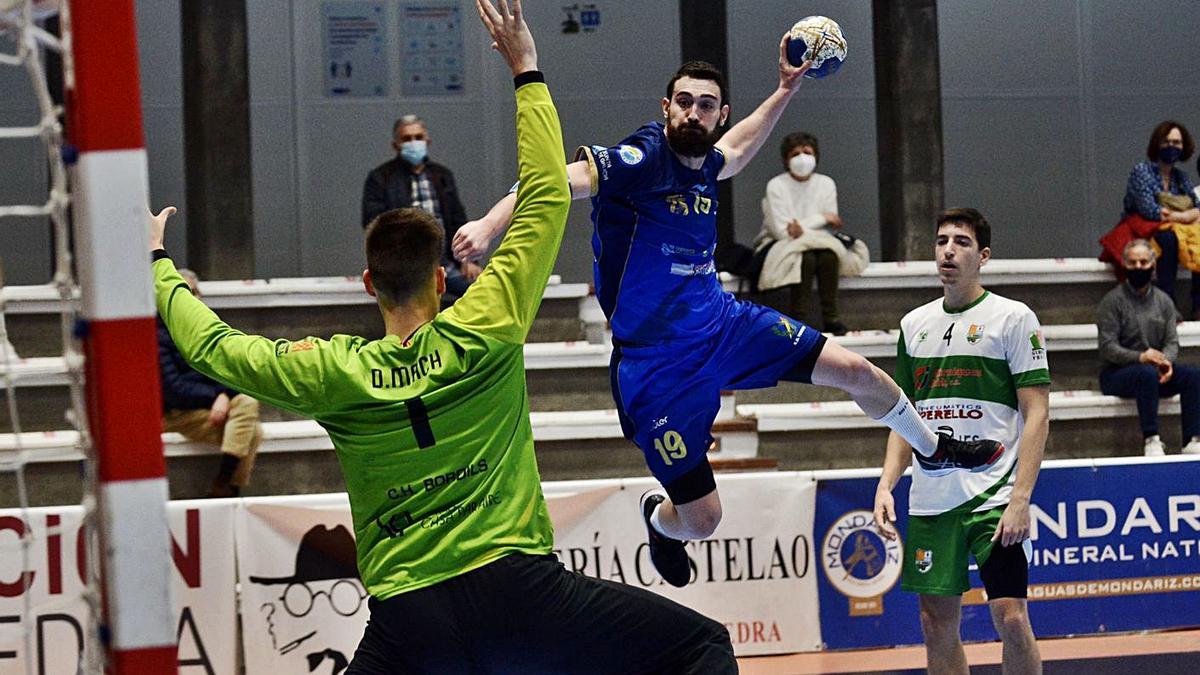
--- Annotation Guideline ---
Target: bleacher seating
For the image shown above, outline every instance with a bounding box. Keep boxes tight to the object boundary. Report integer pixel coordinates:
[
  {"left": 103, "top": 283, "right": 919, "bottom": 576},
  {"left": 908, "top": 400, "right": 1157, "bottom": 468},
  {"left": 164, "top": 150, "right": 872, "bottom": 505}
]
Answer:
[
  {"left": 739, "top": 390, "right": 1181, "bottom": 433},
  {"left": 721, "top": 257, "right": 1126, "bottom": 294},
  {"left": 2, "top": 257, "right": 1192, "bottom": 505},
  {"left": 0, "top": 390, "right": 1170, "bottom": 466},
  {"left": 10, "top": 322, "right": 1200, "bottom": 388},
  {"left": 0, "top": 274, "right": 583, "bottom": 312}
]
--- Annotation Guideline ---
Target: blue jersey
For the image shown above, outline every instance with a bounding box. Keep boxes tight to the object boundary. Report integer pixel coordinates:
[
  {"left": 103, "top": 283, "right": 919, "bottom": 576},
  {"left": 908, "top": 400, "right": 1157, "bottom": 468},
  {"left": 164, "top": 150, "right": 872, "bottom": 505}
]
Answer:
[{"left": 577, "top": 122, "right": 728, "bottom": 344}]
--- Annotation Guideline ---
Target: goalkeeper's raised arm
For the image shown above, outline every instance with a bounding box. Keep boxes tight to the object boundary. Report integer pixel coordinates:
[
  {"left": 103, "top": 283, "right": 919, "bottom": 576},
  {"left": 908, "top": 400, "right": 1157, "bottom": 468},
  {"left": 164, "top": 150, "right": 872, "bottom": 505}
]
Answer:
[{"left": 441, "top": 0, "right": 571, "bottom": 343}]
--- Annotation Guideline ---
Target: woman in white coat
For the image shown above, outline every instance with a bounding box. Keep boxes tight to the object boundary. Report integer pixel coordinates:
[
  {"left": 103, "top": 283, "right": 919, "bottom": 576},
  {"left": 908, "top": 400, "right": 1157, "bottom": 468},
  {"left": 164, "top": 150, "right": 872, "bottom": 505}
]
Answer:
[{"left": 754, "top": 132, "right": 867, "bottom": 335}]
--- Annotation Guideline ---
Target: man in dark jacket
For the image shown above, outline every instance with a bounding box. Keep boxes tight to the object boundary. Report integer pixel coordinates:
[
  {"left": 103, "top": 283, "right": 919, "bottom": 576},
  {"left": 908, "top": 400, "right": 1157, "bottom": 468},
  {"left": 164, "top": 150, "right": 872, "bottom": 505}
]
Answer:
[
  {"left": 1098, "top": 239, "right": 1200, "bottom": 456},
  {"left": 362, "top": 115, "right": 481, "bottom": 299},
  {"left": 158, "top": 269, "right": 262, "bottom": 497}
]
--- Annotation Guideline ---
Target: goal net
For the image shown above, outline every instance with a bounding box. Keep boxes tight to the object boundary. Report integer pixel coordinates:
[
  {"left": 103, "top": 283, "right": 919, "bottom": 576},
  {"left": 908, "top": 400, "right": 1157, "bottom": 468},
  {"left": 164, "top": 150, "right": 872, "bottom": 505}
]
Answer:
[{"left": 0, "top": 1, "right": 177, "bottom": 672}]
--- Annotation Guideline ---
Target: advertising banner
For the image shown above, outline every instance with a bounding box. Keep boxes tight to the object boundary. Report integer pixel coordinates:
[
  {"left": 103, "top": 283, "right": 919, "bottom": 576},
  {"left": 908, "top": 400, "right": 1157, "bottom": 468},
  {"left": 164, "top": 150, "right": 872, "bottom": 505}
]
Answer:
[
  {"left": 0, "top": 501, "right": 238, "bottom": 674},
  {"left": 544, "top": 473, "right": 821, "bottom": 655},
  {"left": 815, "top": 458, "right": 1200, "bottom": 649},
  {"left": 235, "top": 494, "right": 365, "bottom": 675},
  {"left": 232, "top": 474, "right": 821, "bottom": 664}
]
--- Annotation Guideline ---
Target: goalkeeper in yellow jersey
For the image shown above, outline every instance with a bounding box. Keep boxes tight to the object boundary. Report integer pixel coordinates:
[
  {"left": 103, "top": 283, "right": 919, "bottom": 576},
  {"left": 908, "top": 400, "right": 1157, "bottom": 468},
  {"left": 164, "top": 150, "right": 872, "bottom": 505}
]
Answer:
[{"left": 150, "top": 1, "right": 735, "bottom": 672}]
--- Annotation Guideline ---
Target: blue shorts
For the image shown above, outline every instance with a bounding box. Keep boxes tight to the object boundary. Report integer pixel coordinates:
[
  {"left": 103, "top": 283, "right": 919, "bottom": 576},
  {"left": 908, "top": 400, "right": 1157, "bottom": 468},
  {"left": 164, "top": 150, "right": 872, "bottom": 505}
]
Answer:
[{"left": 610, "top": 299, "right": 826, "bottom": 503}]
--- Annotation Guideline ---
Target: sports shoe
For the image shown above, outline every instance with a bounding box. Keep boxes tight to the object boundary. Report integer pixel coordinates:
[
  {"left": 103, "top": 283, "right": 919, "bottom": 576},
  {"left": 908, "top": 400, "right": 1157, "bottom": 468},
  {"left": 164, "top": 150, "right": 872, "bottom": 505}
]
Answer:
[
  {"left": 206, "top": 480, "right": 240, "bottom": 499},
  {"left": 912, "top": 435, "right": 1005, "bottom": 472},
  {"left": 1183, "top": 437, "right": 1200, "bottom": 455},
  {"left": 639, "top": 490, "right": 691, "bottom": 587},
  {"left": 1144, "top": 435, "right": 1166, "bottom": 457}
]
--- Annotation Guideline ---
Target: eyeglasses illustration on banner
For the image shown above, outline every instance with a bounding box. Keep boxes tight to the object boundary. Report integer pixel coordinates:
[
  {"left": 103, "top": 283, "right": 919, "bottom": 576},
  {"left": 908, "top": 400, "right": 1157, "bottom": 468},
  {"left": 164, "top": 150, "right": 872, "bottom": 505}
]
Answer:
[
  {"left": 247, "top": 523, "right": 365, "bottom": 671},
  {"left": 279, "top": 579, "right": 367, "bottom": 618}
]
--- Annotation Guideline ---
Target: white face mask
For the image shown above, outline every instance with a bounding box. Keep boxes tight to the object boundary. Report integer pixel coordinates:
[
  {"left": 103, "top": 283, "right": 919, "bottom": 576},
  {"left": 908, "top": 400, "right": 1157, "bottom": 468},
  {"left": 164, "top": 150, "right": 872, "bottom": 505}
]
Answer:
[{"left": 789, "top": 153, "right": 816, "bottom": 178}]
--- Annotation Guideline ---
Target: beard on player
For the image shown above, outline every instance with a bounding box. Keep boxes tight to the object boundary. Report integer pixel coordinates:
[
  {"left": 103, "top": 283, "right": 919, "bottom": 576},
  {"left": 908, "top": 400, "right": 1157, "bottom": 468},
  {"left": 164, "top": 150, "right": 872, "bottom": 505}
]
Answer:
[{"left": 666, "top": 119, "right": 720, "bottom": 158}]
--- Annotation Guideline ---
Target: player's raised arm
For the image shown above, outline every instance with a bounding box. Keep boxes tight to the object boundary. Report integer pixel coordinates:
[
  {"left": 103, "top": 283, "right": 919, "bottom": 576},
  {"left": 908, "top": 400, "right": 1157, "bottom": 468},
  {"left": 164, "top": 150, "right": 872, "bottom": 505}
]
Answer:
[
  {"left": 150, "top": 207, "right": 329, "bottom": 416},
  {"left": 452, "top": 160, "right": 592, "bottom": 263},
  {"left": 442, "top": 0, "right": 570, "bottom": 342},
  {"left": 714, "top": 35, "right": 809, "bottom": 180}
]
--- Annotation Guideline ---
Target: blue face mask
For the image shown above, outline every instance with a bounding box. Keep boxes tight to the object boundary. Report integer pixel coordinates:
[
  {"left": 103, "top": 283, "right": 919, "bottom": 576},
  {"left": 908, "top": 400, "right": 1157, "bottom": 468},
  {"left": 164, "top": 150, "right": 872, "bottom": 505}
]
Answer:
[
  {"left": 400, "top": 139, "right": 427, "bottom": 165},
  {"left": 1159, "top": 145, "right": 1183, "bottom": 164}
]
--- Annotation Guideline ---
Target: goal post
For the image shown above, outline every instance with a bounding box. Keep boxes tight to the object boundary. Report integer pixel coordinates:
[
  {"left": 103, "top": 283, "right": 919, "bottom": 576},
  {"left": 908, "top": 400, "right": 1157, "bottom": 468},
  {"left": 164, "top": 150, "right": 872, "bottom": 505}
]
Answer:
[{"left": 67, "top": 0, "right": 178, "bottom": 671}]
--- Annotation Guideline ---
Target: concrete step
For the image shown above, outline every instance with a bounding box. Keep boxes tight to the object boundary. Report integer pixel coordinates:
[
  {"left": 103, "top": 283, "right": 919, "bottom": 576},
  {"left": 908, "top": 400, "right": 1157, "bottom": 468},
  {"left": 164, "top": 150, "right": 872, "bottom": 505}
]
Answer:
[
  {"left": 3, "top": 258, "right": 1170, "bottom": 360},
  {"left": 725, "top": 259, "right": 1195, "bottom": 331},
  {"left": 8, "top": 324, "right": 1200, "bottom": 429},
  {"left": 0, "top": 400, "right": 764, "bottom": 506},
  {"left": 1, "top": 275, "right": 593, "bottom": 356},
  {"left": 1, "top": 390, "right": 1182, "bottom": 506}
]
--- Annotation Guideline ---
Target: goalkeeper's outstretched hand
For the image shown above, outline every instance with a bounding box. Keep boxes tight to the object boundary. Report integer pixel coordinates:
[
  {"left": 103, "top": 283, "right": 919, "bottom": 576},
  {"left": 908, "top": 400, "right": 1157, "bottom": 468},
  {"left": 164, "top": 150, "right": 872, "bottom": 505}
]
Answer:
[
  {"left": 149, "top": 206, "right": 177, "bottom": 252},
  {"left": 476, "top": 0, "right": 537, "bottom": 77}
]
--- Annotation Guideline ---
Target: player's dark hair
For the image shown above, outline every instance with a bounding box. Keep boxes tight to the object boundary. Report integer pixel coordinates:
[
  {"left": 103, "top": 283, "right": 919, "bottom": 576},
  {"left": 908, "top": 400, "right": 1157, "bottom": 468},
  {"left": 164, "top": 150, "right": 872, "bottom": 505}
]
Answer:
[
  {"left": 936, "top": 207, "right": 991, "bottom": 250},
  {"left": 1146, "top": 120, "right": 1194, "bottom": 163},
  {"left": 780, "top": 132, "right": 819, "bottom": 167},
  {"left": 364, "top": 208, "right": 444, "bottom": 306},
  {"left": 667, "top": 61, "right": 727, "bottom": 106}
]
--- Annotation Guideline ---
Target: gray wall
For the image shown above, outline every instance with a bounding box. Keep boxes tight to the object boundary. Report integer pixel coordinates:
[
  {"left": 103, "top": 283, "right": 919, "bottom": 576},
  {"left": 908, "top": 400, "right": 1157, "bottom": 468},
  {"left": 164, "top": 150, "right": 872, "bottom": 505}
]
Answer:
[
  {"left": 0, "top": 31, "right": 54, "bottom": 285},
  {"left": 940, "top": 0, "right": 1200, "bottom": 258},
  {"left": 244, "top": 0, "right": 678, "bottom": 281},
  {"left": 2, "top": 1, "right": 1198, "bottom": 284},
  {"left": 727, "top": 0, "right": 879, "bottom": 259}
]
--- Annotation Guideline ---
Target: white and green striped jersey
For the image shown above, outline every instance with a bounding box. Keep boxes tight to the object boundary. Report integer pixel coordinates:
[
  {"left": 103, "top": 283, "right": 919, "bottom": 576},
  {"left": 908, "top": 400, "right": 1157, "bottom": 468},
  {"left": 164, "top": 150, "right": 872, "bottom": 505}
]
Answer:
[{"left": 896, "top": 291, "right": 1050, "bottom": 516}]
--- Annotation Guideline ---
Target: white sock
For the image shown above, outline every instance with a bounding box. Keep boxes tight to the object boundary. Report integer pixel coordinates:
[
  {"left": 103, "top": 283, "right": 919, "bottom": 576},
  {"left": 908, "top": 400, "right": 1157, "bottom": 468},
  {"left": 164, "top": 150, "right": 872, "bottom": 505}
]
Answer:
[
  {"left": 649, "top": 503, "right": 668, "bottom": 537},
  {"left": 876, "top": 395, "right": 939, "bottom": 456}
]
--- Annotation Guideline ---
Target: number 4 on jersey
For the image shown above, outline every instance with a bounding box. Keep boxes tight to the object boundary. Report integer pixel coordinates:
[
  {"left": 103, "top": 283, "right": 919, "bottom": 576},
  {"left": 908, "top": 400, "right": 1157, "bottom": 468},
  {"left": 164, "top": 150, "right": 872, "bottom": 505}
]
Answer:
[{"left": 943, "top": 323, "right": 955, "bottom": 346}]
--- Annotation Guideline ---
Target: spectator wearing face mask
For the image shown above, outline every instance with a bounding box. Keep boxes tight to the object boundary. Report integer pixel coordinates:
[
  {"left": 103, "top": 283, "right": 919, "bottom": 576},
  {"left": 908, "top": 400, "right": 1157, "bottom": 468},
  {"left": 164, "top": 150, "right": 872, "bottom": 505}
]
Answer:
[
  {"left": 362, "top": 114, "right": 480, "bottom": 300},
  {"left": 754, "top": 132, "right": 867, "bottom": 335},
  {"left": 1123, "top": 120, "right": 1199, "bottom": 317},
  {"left": 1097, "top": 239, "right": 1200, "bottom": 457}
]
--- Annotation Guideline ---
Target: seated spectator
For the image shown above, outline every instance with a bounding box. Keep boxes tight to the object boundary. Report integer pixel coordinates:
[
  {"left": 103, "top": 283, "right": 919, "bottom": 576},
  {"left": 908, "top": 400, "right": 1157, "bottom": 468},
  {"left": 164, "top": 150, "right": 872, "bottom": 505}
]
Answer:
[
  {"left": 753, "top": 132, "right": 867, "bottom": 335},
  {"left": 1097, "top": 240, "right": 1200, "bottom": 457},
  {"left": 361, "top": 114, "right": 481, "bottom": 301},
  {"left": 158, "top": 269, "right": 263, "bottom": 496},
  {"left": 1123, "top": 120, "right": 1200, "bottom": 316},
  {"left": 1195, "top": 154, "right": 1200, "bottom": 205}
]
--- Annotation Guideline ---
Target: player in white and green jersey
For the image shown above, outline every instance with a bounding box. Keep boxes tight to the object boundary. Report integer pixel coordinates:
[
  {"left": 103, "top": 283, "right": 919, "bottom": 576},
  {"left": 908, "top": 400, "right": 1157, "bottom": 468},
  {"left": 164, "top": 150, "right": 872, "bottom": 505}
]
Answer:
[
  {"left": 874, "top": 208, "right": 1049, "bottom": 675},
  {"left": 149, "top": 3, "right": 735, "bottom": 672}
]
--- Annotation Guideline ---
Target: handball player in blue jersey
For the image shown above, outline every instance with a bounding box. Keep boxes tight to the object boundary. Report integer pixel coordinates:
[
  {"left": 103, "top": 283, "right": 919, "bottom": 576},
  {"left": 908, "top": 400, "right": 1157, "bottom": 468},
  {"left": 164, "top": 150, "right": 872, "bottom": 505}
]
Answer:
[{"left": 455, "top": 38, "right": 1003, "bottom": 587}]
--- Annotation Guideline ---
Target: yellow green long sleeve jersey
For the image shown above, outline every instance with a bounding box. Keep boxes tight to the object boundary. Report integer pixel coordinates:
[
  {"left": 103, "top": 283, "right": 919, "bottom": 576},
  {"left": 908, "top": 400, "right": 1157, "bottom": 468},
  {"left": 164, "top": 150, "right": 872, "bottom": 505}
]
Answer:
[{"left": 154, "top": 80, "right": 570, "bottom": 600}]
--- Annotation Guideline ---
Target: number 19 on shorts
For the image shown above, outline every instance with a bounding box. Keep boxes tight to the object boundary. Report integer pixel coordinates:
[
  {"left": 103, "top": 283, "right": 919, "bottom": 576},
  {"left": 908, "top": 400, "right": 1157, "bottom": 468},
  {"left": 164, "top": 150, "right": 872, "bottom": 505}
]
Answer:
[{"left": 654, "top": 430, "right": 688, "bottom": 466}]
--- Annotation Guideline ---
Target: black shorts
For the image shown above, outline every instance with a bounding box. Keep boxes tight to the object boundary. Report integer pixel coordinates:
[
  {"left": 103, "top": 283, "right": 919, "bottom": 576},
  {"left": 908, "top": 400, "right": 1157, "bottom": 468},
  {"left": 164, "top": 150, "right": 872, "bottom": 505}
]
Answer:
[{"left": 345, "top": 553, "right": 736, "bottom": 674}]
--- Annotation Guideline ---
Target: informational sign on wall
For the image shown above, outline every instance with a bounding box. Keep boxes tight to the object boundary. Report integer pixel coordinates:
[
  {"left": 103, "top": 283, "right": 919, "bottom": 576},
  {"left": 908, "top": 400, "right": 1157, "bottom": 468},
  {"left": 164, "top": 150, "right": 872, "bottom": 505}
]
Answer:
[
  {"left": 321, "top": 1, "right": 388, "bottom": 97},
  {"left": 399, "top": 2, "right": 465, "bottom": 96},
  {"left": 560, "top": 3, "right": 601, "bottom": 34}
]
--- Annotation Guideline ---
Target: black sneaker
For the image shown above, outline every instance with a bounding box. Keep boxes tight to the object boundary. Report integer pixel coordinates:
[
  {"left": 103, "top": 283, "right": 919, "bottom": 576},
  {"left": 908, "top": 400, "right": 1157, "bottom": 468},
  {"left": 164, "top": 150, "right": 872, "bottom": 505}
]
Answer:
[
  {"left": 913, "top": 435, "right": 1005, "bottom": 472},
  {"left": 639, "top": 491, "right": 691, "bottom": 587}
]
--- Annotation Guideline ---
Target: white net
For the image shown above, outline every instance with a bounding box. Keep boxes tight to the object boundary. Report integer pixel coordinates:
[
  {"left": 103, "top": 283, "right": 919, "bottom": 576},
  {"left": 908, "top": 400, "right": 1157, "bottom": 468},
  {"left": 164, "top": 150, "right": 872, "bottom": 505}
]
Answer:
[{"left": 0, "top": 1, "right": 104, "bottom": 672}]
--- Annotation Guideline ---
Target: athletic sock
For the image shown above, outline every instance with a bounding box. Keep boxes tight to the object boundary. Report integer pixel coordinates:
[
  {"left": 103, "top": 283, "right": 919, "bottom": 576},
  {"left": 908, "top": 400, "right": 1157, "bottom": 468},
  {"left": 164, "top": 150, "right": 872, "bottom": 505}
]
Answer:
[
  {"left": 215, "top": 453, "right": 240, "bottom": 483},
  {"left": 876, "top": 395, "right": 939, "bottom": 456},
  {"left": 649, "top": 503, "right": 670, "bottom": 538}
]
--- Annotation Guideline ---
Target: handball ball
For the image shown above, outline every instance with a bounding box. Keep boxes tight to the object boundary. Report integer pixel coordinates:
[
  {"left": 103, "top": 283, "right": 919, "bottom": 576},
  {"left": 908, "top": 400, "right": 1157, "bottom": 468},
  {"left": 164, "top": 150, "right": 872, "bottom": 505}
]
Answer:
[{"left": 786, "top": 16, "right": 847, "bottom": 79}]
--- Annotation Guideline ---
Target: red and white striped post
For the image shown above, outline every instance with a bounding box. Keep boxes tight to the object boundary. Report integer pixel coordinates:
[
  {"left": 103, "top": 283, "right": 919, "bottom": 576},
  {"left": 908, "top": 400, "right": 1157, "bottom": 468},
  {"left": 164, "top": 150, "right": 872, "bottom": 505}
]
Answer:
[{"left": 67, "top": 1, "right": 178, "bottom": 672}]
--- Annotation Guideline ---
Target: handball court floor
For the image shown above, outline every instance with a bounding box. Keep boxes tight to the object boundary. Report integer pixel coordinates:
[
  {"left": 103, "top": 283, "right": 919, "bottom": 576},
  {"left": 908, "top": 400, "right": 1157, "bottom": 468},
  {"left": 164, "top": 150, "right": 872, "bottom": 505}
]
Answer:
[{"left": 736, "top": 627, "right": 1200, "bottom": 674}]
